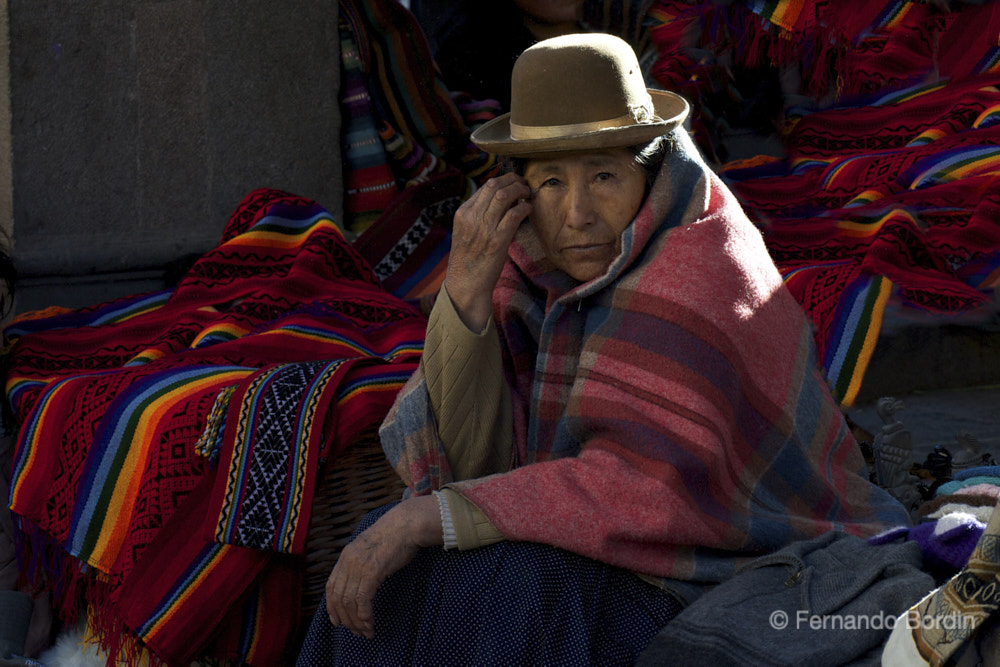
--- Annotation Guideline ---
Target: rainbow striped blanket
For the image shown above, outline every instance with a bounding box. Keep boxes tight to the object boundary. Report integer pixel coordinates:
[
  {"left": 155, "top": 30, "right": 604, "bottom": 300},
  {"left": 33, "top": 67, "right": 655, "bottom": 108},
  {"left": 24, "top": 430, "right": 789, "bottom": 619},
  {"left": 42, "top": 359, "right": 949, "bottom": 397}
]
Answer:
[
  {"left": 4, "top": 189, "right": 426, "bottom": 665},
  {"left": 720, "top": 76, "right": 1000, "bottom": 405},
  {"left": 647, "top": 1, "right": 1000, "bottom": 405}
]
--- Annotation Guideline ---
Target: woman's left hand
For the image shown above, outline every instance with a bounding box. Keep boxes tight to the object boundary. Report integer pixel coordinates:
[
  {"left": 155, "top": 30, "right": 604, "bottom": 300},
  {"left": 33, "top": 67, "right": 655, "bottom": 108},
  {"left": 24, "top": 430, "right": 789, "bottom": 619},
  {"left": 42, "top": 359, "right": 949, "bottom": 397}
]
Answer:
[{"left": 325, "top": 494, "right": 443, "bottom": 638}]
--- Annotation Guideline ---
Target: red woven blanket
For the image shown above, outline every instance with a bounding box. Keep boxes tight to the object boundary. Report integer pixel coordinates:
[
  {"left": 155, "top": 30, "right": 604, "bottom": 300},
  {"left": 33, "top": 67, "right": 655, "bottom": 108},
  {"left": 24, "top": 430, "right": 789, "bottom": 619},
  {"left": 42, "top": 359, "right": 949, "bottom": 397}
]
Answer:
[
  {"left": 5, "top": 189, "right": 426, "bottom": 665},
  {"left": 719, "top": 76, "right": 1000, "bottom": 403},
  {"left": 647, "top": 1, "right": 1000, "bottom": 404}
]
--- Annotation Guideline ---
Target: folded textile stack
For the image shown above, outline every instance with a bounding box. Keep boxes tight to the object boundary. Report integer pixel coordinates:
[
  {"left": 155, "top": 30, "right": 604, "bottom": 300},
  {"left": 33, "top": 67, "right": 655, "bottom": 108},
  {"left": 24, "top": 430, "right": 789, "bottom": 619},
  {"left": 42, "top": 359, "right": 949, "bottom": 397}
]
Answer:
[{"left": 883, "top": 497, "right": 1000, "bottom": 666}]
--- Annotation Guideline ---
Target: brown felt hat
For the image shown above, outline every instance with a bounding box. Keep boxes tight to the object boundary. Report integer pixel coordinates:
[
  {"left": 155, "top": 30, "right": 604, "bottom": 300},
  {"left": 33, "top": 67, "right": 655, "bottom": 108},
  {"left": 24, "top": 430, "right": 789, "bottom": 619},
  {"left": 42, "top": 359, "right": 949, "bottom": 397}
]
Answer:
[{"left": 471, "top": 33, "right": 689, "bottom": 157}]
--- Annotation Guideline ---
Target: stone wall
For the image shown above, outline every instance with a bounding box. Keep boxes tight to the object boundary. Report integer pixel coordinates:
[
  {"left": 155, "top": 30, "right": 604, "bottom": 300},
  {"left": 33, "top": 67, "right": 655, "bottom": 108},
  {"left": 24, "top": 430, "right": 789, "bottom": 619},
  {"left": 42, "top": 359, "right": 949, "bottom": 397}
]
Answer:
[{"left": 6, "top": 1, "right": 342, "bottom": 313}]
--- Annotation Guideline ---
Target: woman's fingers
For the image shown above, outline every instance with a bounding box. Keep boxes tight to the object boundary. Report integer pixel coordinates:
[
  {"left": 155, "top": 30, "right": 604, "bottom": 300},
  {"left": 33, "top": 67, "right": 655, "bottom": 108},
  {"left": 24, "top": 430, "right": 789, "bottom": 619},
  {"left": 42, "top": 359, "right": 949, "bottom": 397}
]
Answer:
[
  {"left": 323, "top": 498, "right": 439, "bottom": 639},
  {"left": 477, "top": 174, "right": 531, "bottom": 232},
  {"left": 482, "top": 175, "right": 532, "bottom": 234},
  {"left": 326, "top": 534, "right": 377, "bottom": 638},
  {"left": 446, "top": 175, "right": 531, "bottom": 330},
  {"left": 353, "top": 574, "right": 379, "bottom": 636},
  {"left": 454, "top": 174, "right": 529, "bottom": 238},
  {"left": 325, "top": 553, "right": 351, "bottom": 633},
  {"left": 345, "top": 535, "right": 380, "bottom": 638}
]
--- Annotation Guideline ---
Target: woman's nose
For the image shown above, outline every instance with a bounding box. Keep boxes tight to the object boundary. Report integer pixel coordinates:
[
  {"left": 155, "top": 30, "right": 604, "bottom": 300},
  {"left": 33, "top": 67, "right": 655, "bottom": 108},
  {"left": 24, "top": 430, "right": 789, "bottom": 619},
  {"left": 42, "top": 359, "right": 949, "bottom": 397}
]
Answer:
[{"left": 565, "top": 185, "right": 596, "bottom": 229}]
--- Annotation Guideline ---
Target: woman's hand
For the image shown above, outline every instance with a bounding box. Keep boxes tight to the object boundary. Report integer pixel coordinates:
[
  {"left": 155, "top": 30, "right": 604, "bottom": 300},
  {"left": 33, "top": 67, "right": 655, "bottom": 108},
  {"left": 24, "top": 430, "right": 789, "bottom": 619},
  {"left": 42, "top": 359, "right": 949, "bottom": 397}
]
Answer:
[
  {"left": 325, "top": 495, "right": 443, "bottom": 639},
  {"left": 445, "top": 173, "right": 532, "bottom": 332}
]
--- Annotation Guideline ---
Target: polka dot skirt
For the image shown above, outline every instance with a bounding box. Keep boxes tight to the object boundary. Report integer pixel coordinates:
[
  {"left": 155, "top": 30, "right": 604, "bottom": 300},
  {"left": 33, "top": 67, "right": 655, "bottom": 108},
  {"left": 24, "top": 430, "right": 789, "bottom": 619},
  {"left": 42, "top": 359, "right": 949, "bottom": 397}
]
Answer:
[{"left": 296, "top": 503, "right": 682, "bottom": 666}]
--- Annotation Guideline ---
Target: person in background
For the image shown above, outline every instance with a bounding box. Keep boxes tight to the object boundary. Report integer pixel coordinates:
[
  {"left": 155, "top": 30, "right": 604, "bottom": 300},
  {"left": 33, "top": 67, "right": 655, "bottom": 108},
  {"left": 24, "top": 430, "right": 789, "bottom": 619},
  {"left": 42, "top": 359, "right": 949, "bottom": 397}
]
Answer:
[
  {"left": 409, "top": 0, "right": 653, "bottom": 111},
  {"left": 408, "top": 0, "right": 584, "bottom": 110}
]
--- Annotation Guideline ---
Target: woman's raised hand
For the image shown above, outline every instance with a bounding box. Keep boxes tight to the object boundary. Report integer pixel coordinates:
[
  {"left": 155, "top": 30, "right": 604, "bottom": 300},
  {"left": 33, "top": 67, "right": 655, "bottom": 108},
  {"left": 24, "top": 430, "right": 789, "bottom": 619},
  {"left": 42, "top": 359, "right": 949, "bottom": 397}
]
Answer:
[{"left": 444, "top": 173, "right": 531, "bottom": 332}]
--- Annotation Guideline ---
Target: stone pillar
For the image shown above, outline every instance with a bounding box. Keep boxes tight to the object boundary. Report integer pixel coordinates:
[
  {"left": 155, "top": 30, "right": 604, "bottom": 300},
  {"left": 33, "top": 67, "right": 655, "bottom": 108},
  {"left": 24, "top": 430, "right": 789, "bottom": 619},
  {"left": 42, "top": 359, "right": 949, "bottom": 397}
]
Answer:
[
  {"left": 0, "top": 0, "right": 11, "bottom": 242},
  {"left": 7, "top": 1, "right": 342, "bottom": 313}
]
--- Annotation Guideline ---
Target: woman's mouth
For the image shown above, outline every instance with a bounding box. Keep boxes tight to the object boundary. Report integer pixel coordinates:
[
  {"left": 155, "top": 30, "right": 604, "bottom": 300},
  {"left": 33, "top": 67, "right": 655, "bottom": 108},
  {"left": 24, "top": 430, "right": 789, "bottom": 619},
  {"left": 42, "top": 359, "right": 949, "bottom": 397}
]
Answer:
[{"left": 563, "top": 241, "right": 612, "bottom": 252}]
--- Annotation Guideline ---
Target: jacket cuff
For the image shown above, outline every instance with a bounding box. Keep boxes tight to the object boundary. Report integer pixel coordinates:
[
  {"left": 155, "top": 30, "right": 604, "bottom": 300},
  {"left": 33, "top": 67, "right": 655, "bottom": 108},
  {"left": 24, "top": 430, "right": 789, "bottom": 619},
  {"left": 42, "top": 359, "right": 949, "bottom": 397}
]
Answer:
[
  {"left": 432, "top": 283, "right": 494, "bottom": 338},
  {"left": 439, "top": 487, "right": 504, "bottom": 551},
  {"left": 433, "top": 490, "right": 459, "bottom": 550}
]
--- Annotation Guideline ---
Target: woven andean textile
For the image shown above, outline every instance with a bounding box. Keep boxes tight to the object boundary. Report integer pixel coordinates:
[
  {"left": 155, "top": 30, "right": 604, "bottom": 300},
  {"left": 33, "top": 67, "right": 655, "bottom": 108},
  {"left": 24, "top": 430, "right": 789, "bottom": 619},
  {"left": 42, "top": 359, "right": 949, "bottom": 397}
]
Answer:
[
  {"left": 337, "top": 0, "right": 498, "bottom": 234},
  {"left": 3, "top": 189, "right": 426, "bottom": 666},
  {"left": 646, "top": 1, "right": 1000, "bottom": 109},
  {"left": 647, "top": 1, "right": 1000, "bottom": 405},
  {"left": 720, "top": 75, "right": 1000, "bottom": 405}
]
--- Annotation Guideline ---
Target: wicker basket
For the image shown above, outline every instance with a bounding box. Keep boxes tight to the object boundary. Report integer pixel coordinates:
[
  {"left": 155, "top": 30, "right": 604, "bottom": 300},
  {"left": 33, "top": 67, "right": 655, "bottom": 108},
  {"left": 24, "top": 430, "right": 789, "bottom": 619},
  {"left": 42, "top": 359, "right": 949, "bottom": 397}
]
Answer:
[{"left": 301, "top": 432, "right": 406, "bottom": 619}]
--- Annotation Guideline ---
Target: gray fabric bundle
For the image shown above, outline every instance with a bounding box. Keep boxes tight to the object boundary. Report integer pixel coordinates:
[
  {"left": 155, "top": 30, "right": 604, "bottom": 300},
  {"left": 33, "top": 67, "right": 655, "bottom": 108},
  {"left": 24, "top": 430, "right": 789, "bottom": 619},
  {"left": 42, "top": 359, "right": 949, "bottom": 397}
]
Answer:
[{"left": 637, "top": 531, "right": 935, "bottom": 667}]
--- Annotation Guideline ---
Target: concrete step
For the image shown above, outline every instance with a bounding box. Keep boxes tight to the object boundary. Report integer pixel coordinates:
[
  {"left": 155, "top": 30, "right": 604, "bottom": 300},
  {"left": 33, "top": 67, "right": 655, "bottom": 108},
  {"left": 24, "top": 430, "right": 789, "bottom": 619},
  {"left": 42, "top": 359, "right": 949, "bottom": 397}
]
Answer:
[{"left": 847, "top": 384, "right": 1000, "bottom": 470}]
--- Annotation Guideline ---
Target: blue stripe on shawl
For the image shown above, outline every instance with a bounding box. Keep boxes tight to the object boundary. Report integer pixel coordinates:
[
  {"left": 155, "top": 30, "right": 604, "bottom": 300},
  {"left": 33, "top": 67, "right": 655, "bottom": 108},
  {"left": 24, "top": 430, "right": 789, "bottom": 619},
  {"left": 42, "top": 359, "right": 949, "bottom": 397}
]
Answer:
[{"left": 610, "top": 141, "right": 710, "bottom": 296}]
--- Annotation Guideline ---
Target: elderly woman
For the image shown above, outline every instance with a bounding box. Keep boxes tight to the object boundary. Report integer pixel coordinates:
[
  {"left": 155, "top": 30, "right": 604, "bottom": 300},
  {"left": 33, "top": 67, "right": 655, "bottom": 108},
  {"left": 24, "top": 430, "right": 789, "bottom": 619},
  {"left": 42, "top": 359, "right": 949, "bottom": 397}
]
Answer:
[{"left": 297, "top": 33, "right": 908, "bottom": 665}]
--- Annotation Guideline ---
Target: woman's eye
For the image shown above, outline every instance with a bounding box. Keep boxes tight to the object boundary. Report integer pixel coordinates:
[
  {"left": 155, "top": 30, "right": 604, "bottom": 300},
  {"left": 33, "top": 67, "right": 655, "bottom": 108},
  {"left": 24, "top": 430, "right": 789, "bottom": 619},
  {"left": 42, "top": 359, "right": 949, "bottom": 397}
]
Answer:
[
  {"left": 542, "top": 178, "right": 560, "bottom": 187},
  {"left": 595, "top": 172, "right": 615, "bottom": 182}
]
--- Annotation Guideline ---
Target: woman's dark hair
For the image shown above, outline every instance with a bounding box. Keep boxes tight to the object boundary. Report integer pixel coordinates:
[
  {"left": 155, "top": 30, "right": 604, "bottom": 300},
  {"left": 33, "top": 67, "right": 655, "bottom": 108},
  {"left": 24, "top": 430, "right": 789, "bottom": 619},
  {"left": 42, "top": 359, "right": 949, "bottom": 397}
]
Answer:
[
  {"left": 501, "top": 134, "right": 673, "bottom": 193},
  {"left": 630, "top": 135, "right": 672, "bottom": 191}
]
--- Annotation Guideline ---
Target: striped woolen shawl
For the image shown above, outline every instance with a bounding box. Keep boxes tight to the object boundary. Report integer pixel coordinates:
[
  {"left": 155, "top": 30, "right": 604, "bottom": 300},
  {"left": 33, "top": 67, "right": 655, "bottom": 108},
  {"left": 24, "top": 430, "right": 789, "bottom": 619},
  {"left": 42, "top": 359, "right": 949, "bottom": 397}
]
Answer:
[{"left": 396, "top": 129, "right": 910, "bottom": 583}]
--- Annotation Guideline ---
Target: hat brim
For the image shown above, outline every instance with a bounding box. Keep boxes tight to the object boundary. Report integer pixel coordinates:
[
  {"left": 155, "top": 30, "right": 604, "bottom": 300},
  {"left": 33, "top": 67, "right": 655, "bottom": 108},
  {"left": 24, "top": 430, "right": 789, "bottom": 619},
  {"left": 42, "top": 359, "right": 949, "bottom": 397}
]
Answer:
[{"left": 471, "top": 89, "right": 689, "bottom": 158}]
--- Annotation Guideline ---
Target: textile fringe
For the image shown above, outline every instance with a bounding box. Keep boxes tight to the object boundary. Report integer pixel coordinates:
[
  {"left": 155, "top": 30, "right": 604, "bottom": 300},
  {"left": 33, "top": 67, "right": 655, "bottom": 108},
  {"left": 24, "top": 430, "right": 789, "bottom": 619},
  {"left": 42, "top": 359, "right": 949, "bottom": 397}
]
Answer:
[
  {"left": 15, "top": 516, "right": 185, "bottom": 667},
  {"left": 84, "top": 598, "right": 157, "bottom": 667},
  {"left": 12, "top": 516, "right": 84, "bottom": 617},
  {"left": 700, "top": 3, "right": 849, "bottom": 99},
  {"left": 89, "top": 593, "right": 241, "bottom": 667},
  {"left": 11, "top": 516, "right": 156, "bottom": 666}
]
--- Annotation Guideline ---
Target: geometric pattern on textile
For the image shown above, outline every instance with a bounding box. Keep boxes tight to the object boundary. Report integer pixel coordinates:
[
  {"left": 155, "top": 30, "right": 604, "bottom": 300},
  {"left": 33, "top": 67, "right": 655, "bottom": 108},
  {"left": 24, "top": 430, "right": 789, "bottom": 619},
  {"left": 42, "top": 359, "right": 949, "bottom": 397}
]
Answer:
[
  {"left": 371, "top": 196, "right": 460, "bottom": 283},
  {"left": 649, "top": 1, "right": 1000, "bottom": 407},
  {"left": 3, "top": 186, "right": 427, "bottom": 666},
  {"left": 354, "top": 169, "right": 468, "bottom": 302},
  {"left": 223, "top": 361, "right": 337, "bottom": 552}
]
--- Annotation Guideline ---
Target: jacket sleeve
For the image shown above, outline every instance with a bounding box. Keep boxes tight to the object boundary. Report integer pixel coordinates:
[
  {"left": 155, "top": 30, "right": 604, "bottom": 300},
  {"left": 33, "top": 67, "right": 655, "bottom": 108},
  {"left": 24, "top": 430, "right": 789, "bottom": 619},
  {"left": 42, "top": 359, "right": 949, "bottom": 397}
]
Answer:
[
  {"left": 437, "top": 486, "right": 505, "bottom": 550},
  {"left": 423, "top": 286, "right": 513, "bottom": 549},
  {"left": 379, "top": 285, "right": 512, "bottom": 549},
  {"left": 422, "top": 285, "right": 513, "bottom": 481}
]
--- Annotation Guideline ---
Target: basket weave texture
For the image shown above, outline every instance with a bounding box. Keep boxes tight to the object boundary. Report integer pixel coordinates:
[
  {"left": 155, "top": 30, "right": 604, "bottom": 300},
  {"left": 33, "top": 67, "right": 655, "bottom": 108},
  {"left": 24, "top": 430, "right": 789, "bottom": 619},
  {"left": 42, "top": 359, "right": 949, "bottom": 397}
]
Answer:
[{"left": 301, "top": 432, "right": 406, "bottom": 619}]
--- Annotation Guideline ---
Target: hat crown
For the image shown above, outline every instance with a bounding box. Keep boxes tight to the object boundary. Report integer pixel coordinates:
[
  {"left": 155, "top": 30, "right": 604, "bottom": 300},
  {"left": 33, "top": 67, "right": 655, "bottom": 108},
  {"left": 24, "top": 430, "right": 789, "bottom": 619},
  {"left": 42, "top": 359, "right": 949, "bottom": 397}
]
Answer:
[
  {"left": 510, "top": 33, "right": 652, "bottom": 130},
  {"left": 469, "top": 33, "right": 688, "bottom": 157}
]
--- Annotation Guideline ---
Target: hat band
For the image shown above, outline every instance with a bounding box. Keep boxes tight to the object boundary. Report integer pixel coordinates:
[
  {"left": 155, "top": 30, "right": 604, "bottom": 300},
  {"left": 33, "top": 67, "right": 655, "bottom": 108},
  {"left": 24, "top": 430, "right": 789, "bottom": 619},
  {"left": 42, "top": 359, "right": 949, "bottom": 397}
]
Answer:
[{"left": 510, "top": 112, "right": 642, "bottom": 140}]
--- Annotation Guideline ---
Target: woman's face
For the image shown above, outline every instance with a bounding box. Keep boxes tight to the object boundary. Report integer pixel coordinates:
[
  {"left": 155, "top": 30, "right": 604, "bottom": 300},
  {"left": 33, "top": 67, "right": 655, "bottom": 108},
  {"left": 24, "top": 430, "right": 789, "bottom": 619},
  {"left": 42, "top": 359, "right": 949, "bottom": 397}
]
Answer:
[{"left": 523, "top": 148, "right": 646, "bottom": 283}]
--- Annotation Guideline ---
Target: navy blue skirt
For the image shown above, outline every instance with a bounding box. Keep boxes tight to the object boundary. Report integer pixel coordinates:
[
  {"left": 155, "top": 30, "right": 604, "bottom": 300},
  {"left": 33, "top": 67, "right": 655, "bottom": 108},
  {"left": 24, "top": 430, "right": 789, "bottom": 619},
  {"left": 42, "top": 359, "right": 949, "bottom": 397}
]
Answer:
[{"left": 296, "top": 503, "right": 682, "bottom": 666}]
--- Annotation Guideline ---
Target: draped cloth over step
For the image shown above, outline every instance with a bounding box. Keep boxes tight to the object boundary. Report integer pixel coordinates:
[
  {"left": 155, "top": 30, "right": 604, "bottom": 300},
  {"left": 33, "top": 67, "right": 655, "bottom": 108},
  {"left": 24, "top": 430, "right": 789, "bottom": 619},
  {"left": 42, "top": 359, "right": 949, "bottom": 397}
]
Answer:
[
  {"left": 382, "top": 129, "right": 910, "bottom": 586},
  {"left": 647, "top": 1, "right": 1000, "bottom": 405},
  {"left": 3, "top": 189, "right": 426, "bottom": 666},
  {"left": 720, "top": 76, "right": 1000, "bottom": 405}
]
